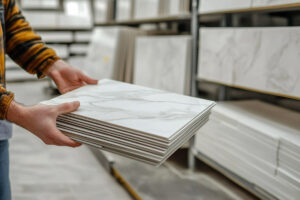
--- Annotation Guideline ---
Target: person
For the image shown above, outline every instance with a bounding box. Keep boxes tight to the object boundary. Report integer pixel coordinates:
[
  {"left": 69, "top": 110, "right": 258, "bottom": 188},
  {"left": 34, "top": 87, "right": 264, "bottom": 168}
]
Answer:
[{"left": 0, "top": 0, "right": 98, "bottom": 199}]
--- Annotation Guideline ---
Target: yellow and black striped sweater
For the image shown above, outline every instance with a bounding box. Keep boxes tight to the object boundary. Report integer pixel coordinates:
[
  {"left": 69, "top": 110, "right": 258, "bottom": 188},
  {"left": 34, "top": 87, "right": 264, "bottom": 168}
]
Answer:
[{"left": 0, "top": 0, "right": 59, "bottom": 120}]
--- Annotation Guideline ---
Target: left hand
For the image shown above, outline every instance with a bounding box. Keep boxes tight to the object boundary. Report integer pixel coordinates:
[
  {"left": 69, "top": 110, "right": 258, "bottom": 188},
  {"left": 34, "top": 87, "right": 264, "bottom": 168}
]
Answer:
[{"left": 46, "top": 60, "right": 98, "bottom": 94}]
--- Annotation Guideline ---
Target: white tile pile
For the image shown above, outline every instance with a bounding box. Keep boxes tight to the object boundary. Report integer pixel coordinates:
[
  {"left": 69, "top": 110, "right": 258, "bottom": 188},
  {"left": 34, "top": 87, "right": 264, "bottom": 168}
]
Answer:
[
  {"left": 74, "top": 31, "right": 92, "bottom": 43},
  {"left": 134, "top": 35, "right": 191, "bottom": 95},
  {"left": 83, "top": 27, "right": 145, "bottom": 83},
  {"left": 198, "top": 27, "right": 300, "bottom": 98},
  {"left": 69, "top": 44, "right": 89, "bottom": 55},
  {"left": 37, "top": 31, "right": 73, "bottom": 43},
  {"left": 48, "top": 44, "right": 69, "bottom": 59},
  {"left": 195, "top": 100, "right": 300, "bottom": 199},
  {"left": 198, "top": 0, "right": 252, "bottom": 13},
  {"left": 252, "top": 0, "right": 300, "bottom": 7},
  {"left": 93, "top": 0, "right": 114, "bottom": 24},
  {"left": 41, "top": 79, "right": 215, "bottom": 166},
  {"left": 116, "top": 0, "right": 134, "bottom": 21},
  {"left": 21, "top": 0, "right": 59, "bottom": 9},
  {"left": 133, "top": 0, "right": 189, "bottom": 20}
]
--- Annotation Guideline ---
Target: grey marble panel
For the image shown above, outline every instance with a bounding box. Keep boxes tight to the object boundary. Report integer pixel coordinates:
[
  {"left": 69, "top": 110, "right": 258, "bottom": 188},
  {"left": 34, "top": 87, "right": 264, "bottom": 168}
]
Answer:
[
  {"left": 199, "top": 27, "right": 300, "bottom": 98},
  {"left": 134, "top": 35, "right": 191, "bottom": 95},
  {"left": 252, "top": 0, "right": 300, "bottom": 7},
  {"left": 199, "top": 0, "right": 252, "bottom": 13},
  {"left": 41, "top": 79, "right": 215, "bottom": 140}
]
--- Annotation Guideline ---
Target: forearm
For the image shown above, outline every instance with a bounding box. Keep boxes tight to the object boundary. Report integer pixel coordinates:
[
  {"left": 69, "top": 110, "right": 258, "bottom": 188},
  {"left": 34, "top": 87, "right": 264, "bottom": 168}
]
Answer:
[{"left": 6, "top": 101, "right": 26, "bottom": 126}]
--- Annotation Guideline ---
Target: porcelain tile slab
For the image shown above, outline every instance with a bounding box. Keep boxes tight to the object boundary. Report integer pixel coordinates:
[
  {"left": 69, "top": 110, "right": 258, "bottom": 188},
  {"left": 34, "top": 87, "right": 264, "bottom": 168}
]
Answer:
[
  {"left": 134, "top": 35, "right": 191, "bottom": 95},
  {"left": 199, "top": 0, "right": 252, "bottom": 13},
  {"left": 41, "top": 79, "right": 214, "bottom": 140},
  {"left": 252, "top": 0, "right": 300, "bottom": 7}
]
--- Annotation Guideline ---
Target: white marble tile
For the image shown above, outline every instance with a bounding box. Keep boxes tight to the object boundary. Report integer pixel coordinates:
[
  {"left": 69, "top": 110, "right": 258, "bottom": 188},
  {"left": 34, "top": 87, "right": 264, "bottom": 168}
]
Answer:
[
  {"left": 252, "top": 0, "right": 300, "bottom": 7},
  {"left": 37, "top": 31, "right": 73, "bottom": 43},
  {"left": 198, "top": 28, "right": 236, "bottom": 85},
  {"left": 199, "top": 27, "right": 300, "bottom": 98},
  {"left": 41, "top": 79, "right": 215, "bottom": 140},
  {"left": 21, "top": 0, "right": 59, "bottom": 9},
  {"left": 168, "top": 0, "right": 190, "bottom": 16},
  {"left": 47, "top": 44, "right": 69, "bottom": 59},
  {"left": 83, "top": 27, "right": 120, "bottom": 80},
  {"left": 134, "top": 0, "right": 160, "bottom": 19},
  {"left": 74, "top": 31, "right": 92, "bottom": 42},
  {"left": 199, "top": 0, "right": 252, "bottom": 13},
  {"left": 69, "top": 44, "right": 89, "bottom": 55},
  {"left": 94, "top": 0, "right": 113, "bottom": 23},
  {"left": 134, "top": 35, "right": 191, "bottom": 95},
  {"left": 116, "top": 0, "right": 133, "bottom": 21}
]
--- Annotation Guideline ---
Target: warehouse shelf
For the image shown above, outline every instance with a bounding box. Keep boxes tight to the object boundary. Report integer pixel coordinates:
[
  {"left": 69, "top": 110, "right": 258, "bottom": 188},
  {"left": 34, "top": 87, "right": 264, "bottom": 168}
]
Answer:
[
  {"left": 94, "top": 14, "right": 191, "bottom": 26},
  {"left": 198, "top": 3, "right": 300, "bottom": 16}
]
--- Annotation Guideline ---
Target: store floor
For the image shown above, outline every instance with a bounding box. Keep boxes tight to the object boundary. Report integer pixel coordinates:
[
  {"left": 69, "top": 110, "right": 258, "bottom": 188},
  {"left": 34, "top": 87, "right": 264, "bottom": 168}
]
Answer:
[{"left": 6, "top": 80, "right": 258, "bottom": 200}]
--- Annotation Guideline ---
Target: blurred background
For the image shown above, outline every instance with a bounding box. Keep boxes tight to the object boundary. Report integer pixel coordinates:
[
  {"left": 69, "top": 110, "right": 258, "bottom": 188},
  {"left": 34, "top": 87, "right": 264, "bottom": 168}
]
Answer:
[{"left": 8, "top": 0, "right": 300, "bottom": 200}]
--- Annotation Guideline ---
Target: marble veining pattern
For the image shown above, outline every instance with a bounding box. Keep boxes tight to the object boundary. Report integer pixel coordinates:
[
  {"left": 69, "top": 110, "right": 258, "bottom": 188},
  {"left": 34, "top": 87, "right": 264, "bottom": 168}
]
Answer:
[
  {"left": 134, "top": 36, "right": 191, "bottom": 95},
  {"left": 199, "top": 27, "right": 300, "bottom": 98},
  {"left": 41, "top": 79, "right": 214, "bottom": 139}
]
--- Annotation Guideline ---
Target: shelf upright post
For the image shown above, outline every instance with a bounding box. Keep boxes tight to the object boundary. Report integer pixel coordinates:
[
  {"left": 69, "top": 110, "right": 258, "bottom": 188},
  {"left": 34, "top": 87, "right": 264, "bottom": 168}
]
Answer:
[{"left": 188, "top": 0, "right": 200, "bottom": 171}]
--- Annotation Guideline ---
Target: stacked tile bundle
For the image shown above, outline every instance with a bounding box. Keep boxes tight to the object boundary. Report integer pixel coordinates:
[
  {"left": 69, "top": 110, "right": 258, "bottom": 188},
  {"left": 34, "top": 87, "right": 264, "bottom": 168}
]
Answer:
[
  {"left": 134, "top": 35, "right": 191, "bottom": 95},
  {"left": 133, "top": 0, "right": 190, "bottom": 20},
  {"left": 41, "top": 79, "right": 215, "bottom": 166},
  {"left": 195, "top": 100, "right": 300, "bottom": 199},
  {"left": 83, "top": 27, "right": 144, "bottom": 83},
  {"left": 93, "top": 0, "right": 114, "bottom": 24}
]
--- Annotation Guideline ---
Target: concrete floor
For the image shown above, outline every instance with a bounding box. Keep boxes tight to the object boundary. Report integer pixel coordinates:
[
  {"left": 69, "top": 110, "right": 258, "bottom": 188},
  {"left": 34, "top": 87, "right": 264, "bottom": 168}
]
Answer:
[
  {"left": 6, "top": 80, "right": 258, "bottom": 200},
  {"left": 7, "top": 80, "right": 132, "bottom": 200}
]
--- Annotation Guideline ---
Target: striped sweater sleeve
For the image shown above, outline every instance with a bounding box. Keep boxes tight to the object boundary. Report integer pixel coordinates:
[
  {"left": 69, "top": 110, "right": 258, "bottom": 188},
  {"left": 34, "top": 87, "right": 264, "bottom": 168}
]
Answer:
[
  {"left": 4, "top": 0, "right": 60, "bottom": 78},
  {"left": 0, "top": 0, "right": 60, "bottom": 120}
]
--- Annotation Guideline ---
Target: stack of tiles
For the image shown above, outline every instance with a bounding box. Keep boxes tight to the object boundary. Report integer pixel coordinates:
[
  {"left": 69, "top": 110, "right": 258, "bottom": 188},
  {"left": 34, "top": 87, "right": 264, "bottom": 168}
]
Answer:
[
  {"left": 94, "top": 0, "right": 114, "bottom": 24},
  {"left": 198, "top": 0, "right": 252, "bottom": 13},
  {"left": 134, "top": 35, "right": 191, "bottom": 95},
  {"left": 167, "top": 0, "right": 190, "bottom": 16},
  {"left": 41, "top": 79, "right": 215, "bottom": 166},
  {"left": 195, "top": 100, "right": 300, "bottom": 199},
  {"left": 116, "top": 0, "right": 134, "bottom": 21},
  {"left": 83, "top": 27, "right": 144, "bottom": 83}
]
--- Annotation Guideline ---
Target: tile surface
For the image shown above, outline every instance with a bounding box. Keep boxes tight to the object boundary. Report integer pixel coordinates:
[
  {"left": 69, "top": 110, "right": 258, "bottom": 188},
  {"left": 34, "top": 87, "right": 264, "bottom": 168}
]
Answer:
[
  {"left": 252, "top": 0, "right": 300, "bottom": 7},
  {"left": 41, "top": 79, "right": 215, "bottom": 139},
  {"left": 134, "top": 35, "right": 191, "bottom": 95},
  {"left": 134, "top": 0, "right": 160, "bottom": 19},
  {"left": 198, "top": 27, "right": 300, "bottom": 98}
]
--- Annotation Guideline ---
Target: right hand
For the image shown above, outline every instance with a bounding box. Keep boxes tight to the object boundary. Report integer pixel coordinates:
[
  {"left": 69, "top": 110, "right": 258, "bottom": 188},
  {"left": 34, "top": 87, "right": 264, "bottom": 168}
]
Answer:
[{"left": 7, "top": 101, "right": 81, "bottom": 147}]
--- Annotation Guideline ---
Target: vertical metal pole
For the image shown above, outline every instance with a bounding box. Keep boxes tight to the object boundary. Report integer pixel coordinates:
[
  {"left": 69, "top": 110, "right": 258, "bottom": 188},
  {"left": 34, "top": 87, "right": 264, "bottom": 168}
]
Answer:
[{"left": 188, "top": 0, "right": 199, "bottom": 171}]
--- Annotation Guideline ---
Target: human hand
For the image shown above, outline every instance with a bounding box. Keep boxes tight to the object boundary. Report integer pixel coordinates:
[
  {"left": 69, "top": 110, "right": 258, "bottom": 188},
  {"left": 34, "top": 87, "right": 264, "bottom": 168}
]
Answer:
[
  {"left": 46, "top": 60, "right": 98, "bottom": 94},
  {"left": 7, "top": 101, "right": 81, "bottom": 147}
]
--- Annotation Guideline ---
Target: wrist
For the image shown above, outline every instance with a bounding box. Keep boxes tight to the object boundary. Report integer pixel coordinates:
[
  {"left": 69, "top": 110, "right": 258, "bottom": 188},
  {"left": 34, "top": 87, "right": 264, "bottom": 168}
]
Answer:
[{"left": 7, "top": 101, "right": 27, "bottom": 125}]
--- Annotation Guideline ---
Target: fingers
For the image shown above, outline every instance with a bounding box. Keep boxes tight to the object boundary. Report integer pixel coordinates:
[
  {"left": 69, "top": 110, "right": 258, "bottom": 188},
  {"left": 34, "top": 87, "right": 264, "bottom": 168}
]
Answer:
[
  {"left": 80, "top": 73, "right": 98, "bottom": 85},
  {"left": 56, "top": 101, "right": 80, "bottom": 115},
  {"left": 44, "top": 130, "right": 82, "bottom": 148}
]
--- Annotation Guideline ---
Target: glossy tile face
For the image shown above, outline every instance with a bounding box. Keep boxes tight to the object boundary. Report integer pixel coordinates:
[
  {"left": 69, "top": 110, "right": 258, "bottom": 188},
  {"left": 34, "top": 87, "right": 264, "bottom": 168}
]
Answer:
[
  {"left": 252, "top": 0, "right": 300, "bottom": 7},
  {"left": 198, "top": 27, "right": 300, "bottom": 98},
  {"left": 199, "top": 0, "right": 252, "bottom": 13},
  {"left": 134, "top": 36, "right": 191, "bottom": 95},
  {"left": 41, "top": 79, "right": 215, "bottom": 139}
]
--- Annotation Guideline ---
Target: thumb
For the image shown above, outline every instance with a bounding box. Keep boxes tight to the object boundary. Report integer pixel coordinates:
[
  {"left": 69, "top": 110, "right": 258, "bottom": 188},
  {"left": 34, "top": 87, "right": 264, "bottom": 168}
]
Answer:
[
  {"left": 57, "top": 101, "right": 80, "bottom": 115},
  {"left": 80, "top": 73, "right": 98, "bottom": 85}
]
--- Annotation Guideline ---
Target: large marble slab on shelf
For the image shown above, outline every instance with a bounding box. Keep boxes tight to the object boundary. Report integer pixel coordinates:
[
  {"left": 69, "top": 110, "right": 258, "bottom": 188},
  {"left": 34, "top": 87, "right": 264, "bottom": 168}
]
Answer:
[
  {"left": 37, "top": 31, "right": 73, "bottom": 43},
  {"left": 42, "top": 79, "right": 215, "bottom": 140},
  {"left": 21, "top": 0, "right": 59, "bottom": 9},
  {"left": 134, "top": 35, "right": 191, "bottom": 95},
  {"left": 198, "top": 0, "right": 252, "bottom": 13},
  {"left": 198, "top": 27, "right": 300, "bottom": 98},
  {"left": 252, "top": 0, "right": 300, "bottom": 7}
]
